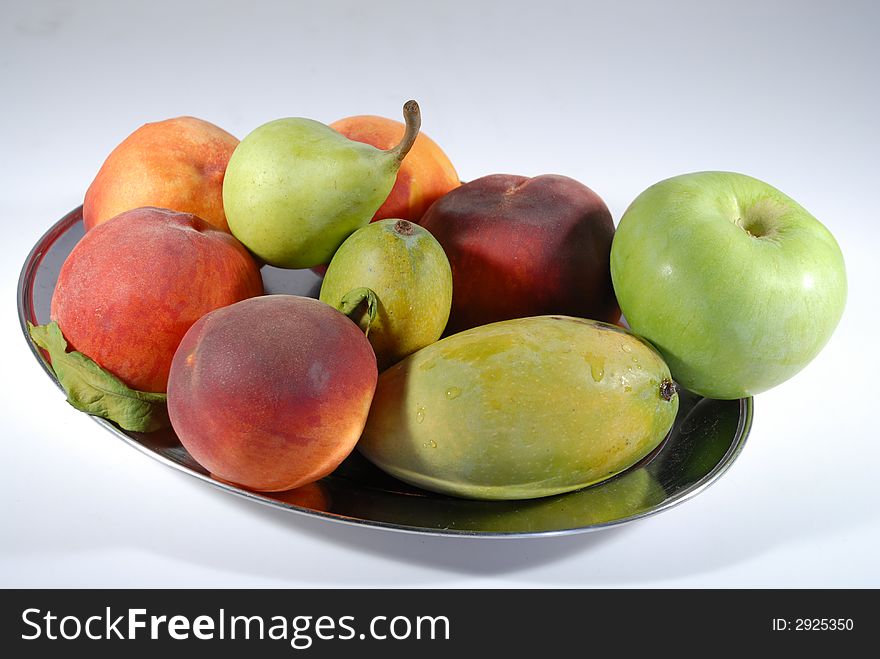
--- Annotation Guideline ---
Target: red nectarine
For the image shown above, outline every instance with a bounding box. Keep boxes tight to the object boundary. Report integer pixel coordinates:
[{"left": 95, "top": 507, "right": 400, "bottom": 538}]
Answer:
[{"left": 420, "top": 174, "right": 621, "bottom": 334}]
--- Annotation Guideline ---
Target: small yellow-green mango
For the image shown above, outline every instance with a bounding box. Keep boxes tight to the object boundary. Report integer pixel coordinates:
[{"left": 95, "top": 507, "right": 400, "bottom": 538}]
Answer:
[
  {"left": 320, "top": 218, "right": 452, "bottom": 370},
  {"left": 359, "top": 316, "right": 679, "bottom": 500}
]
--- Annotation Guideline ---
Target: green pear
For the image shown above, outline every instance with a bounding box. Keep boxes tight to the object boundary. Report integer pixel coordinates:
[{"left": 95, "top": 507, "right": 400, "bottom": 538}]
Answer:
[{"left": 223, "top": 101, "right": 421, "bottom": 269}]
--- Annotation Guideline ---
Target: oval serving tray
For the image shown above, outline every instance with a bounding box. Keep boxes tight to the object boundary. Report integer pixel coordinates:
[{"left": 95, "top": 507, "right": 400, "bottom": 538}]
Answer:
[{"left": 18, "top": 207, "right": 752, "bottom": 538}]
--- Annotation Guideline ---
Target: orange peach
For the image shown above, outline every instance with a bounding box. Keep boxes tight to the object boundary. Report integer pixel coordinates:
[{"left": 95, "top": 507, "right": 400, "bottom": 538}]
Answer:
[
  {"left": 330, "top": 114, "right": 460, "bottom": 223},
  {"left": 51, "top": 207, "right": 263, "bottom": 393},
  {"left": 83, "top": 117, "right": 238, "bottom": 232}
]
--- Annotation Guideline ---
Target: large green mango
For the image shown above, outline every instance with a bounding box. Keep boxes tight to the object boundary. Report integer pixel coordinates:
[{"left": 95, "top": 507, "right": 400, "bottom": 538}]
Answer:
[{"left": 359, "top": 316, "right": 679, "bottom": 500}]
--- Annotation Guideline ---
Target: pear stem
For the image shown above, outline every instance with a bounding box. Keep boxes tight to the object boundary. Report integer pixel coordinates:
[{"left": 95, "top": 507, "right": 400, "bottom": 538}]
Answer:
[
  {"left": 388, "top": 100, "right": 421, "bottom": 164},
  {"left": 339, "top": 287, "right": 379, "bottom": 337}
]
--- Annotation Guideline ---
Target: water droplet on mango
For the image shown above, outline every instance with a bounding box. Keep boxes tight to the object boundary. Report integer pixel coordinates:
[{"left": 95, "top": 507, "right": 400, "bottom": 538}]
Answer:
[
  {"left": 584, "top": 352, "right": 606, "bottom": 382},
  {"left": 445, "top": 386, "right": 461, "bottom": 399}
]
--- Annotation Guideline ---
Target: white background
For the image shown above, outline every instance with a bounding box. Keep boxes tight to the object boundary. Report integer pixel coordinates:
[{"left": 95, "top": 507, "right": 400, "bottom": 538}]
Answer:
[{"left": 2, "top": 0, "right": 877, "bottom": 587}]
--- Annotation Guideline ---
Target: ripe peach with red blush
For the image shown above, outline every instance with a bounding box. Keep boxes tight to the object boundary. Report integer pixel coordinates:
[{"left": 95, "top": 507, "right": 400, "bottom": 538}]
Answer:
[
  {"left": 51, "top": 207, "right": 263, "bottom": 393},
  {"left": 167, "top": 295, "right": 378, "bottom": 492}
]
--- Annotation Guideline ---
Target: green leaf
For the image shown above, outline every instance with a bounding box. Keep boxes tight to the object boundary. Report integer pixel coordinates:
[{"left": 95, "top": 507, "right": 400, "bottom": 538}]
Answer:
[
  {"left": 338, "top": 287, "right": 379, "bottom": 337},
  {"left": 27, "top": 321, "right": 170, "bottom": 433}
]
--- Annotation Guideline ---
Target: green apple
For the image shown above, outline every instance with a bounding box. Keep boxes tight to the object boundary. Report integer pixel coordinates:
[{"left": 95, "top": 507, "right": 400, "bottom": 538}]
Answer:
[{"left": 610, "top": 171, "right": 846, "bottom": 399}]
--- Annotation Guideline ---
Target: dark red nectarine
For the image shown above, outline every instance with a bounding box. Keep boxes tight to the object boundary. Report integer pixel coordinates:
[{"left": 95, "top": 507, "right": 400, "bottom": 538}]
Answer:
[
  {"left": 167, "top": 295, "right": 378, "bottom": 492},
  {"left": 419, "top": 174, "right": 620, "bottom": 334}
]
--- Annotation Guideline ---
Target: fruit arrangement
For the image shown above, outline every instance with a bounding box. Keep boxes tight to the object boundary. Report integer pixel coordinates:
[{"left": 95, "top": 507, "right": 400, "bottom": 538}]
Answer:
[{"left": 28, "top": 100, "right": 846, "bottom": 509}]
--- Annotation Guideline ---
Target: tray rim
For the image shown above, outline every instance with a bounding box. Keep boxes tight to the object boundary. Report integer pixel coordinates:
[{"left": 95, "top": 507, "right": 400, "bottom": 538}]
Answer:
[{"left": 17, "top": 207, "right": 754, "bottom": 539}]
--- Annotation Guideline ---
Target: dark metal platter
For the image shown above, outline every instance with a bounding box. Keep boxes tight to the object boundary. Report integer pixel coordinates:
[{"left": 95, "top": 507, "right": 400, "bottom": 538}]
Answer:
[{"left": 18, "top": 207, "right": 753, "bottom": 538}]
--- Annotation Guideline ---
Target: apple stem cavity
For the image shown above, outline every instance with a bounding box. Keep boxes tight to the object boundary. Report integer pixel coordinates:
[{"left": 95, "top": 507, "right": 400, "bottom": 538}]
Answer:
[
  {"left": 734, "top": 199, "right": 788, "bottom": 240},
  {"left": 387, "top": 100, "right": 421, "bottom": 164},
  {"left": 736, "top": 217, "right": 768, "bottom": 238},
  {"left": 339, "top": 287, "right": 379, "bottom": 337}
]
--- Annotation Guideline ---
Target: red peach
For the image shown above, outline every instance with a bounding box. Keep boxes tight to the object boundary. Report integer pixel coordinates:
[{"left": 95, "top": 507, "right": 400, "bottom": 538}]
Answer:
[
  {"left": 271, "top": 482, "right": 332, "bottom": 512},
  {"left": 167, "top": 295, "right": 378, "bottom": 492},
  {"left": 51, "top": 207, "right": 263, "bottom": 392},
  {"left": 83, "top": 117, "right": 239, "bottom": 232}
]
